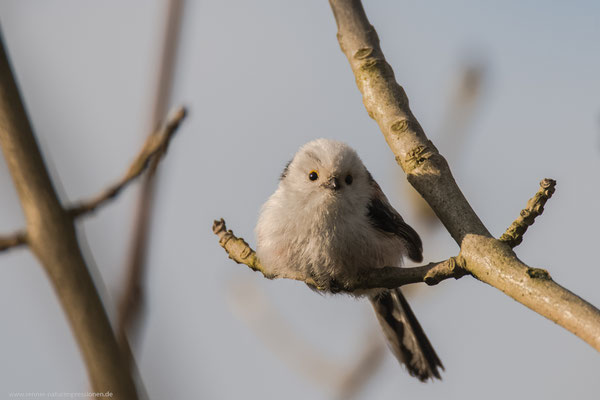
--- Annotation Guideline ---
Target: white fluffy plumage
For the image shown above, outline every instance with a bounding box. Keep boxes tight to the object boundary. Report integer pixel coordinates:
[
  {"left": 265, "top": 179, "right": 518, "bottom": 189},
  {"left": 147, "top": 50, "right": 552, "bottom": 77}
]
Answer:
[
  {"left": 254, "top": 139, "right": 443, "bottom": 381},
  {"left": 256, "top": 138, "right": 407, "bottom": 291}
]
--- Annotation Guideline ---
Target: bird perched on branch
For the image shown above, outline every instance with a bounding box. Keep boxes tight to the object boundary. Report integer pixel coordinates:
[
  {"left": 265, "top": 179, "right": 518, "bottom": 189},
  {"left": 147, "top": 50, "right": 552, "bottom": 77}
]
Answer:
[{"left": 255, "top": 138, "right": 443, "bottom": 381}]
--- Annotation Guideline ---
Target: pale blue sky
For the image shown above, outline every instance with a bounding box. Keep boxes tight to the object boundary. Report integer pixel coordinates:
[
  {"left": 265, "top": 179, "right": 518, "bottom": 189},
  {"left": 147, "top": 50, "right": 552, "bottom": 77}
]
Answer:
[{"left": 1, "top": 1, "right": 599, "bottom": 399}]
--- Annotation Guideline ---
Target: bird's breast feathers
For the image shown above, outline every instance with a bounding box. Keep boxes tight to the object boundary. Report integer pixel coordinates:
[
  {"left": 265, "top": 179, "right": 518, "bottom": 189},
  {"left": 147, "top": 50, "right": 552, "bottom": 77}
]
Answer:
[{"left": 256, "top": 191, "right": 404, "bottom": 282}]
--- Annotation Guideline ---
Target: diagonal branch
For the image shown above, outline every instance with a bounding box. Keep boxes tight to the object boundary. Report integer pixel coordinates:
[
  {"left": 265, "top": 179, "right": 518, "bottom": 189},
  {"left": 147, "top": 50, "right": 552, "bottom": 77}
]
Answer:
[
  {"left": 212, "top": 0, "right": 600, "bottom": 355},
  {"left": 0, "top": 34, "right": 139, "bottom": 398},
  {"left": 0, "top": 230, "right": 26, "bottom": 252},
  {"left": 68, "top": 106, "right": 186, "bottom": 217},
  {"left": 212, "top": 218, "right": 469, "bottom": 291},
  {"left": 499, "top": 178, "right": 556, "bottom": 248},
  {"left": 328, "top": 0, "right": 600, "bottom": 351}
]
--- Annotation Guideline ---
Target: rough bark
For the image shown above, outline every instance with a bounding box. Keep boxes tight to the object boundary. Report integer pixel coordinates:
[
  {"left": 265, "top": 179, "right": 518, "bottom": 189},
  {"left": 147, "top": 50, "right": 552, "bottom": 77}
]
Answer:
[{"left": 328, "top": 0, "right": 600, "bottom": 351}]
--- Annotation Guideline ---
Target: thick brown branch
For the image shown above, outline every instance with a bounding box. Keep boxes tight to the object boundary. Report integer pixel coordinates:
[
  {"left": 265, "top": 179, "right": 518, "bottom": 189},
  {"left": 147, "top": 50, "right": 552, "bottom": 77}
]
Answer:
[
  {"left": 328, "top": 0, "right": 600, "bottom": 351},
  {"left": 69, "top": 106, "right": 186, "bottom": 217},
  {"left": 0, "top": 230, "right": 26, "bottom": 251},
  {"left": 499, "top": 178, "right": 556, "bottom": 248},
  {"left": 212, "top": 218, "right": 468, "bottom": 291},
  {"left": 0, "top": 35, "right": 138, "bottom": 397}
]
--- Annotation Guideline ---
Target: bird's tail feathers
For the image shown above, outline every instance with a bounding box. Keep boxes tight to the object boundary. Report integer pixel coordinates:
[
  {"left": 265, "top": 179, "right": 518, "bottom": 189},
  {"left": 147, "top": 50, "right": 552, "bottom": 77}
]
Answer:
[{"left": 370, "top": 288, "right": 443, "bottom": 381}]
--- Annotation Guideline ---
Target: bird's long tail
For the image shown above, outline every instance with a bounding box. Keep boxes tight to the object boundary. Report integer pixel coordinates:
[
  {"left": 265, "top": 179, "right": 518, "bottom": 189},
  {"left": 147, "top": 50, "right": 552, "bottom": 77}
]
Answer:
[{"left": 369, "top": 288, "right": 443, "bottom": 381}]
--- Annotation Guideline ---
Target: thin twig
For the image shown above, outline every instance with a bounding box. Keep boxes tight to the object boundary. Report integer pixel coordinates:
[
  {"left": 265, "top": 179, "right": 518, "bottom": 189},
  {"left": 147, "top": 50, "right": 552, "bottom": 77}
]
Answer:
[
  {"left": 117, "top": 0, "right": 184, "bottom": 357},
  {"left": 0, "top": 231, "right": 26, "bottom": 251},
  {"left": 227, "top": 279, "right": 368, "bottom": 393},
  {"left": 68, "top": 106, "right": 186, "bottom": 217},
  {"left": 212, "top": 218, "right": 468, "bottom": 291},
  {"left": 409, "top": 60, "right": 486, "bottom": 224},
  {"left": 334, "top": 331, "right": 385, "bottom": 400},
  {"left": 499, "top": 178, "right": 556, "bottom": 248},
  {"left": 212, "top": 219, "right": 273, "bottom": 278}
]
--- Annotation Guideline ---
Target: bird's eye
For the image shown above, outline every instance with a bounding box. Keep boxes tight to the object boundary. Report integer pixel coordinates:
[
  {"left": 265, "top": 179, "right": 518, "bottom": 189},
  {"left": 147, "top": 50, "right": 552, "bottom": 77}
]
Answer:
[
  {"left": 345, "top": 175, "right": 353, "bottom": 185},
  {"left": 308, "top": 170, "right": 319, "bottom": 181}
]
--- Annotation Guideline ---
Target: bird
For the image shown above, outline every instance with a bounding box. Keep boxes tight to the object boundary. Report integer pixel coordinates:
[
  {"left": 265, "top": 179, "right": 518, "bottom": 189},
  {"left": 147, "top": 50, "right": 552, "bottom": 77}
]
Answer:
[{"left": 255, "top": 138, "right": 443, "bottom": 381}]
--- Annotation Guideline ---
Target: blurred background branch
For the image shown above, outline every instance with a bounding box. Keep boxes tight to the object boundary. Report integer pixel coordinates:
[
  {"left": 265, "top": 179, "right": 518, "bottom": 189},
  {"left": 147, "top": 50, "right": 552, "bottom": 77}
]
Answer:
[
  {"left": 0, "top": 14, "right": 187, "bottom": 394},
  {"left": 69, "top": 106, "right": 186, "bottom": 218},
  {"left": 0, "top": 230, "right": 25, "bottom": 251},
  {"left": 406, "top": 58, "right": 488, "bottom": 225},
  {"left": 117, "top": 0, "right": 184, "bottom": 359},
  {"left": 227, "top": 279, "right": 386, "bottom": 399},
  {"left": 0, "top": 33, "right": 139, "bottom": 398}
]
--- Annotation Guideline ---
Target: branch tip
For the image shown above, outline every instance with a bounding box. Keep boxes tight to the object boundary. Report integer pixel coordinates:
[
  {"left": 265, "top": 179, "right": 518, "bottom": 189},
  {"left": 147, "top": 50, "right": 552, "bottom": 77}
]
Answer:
[
  {"left": 500, "top": 178, "right": 557, "bottom": 248},
  {"left": 212, "top": 219, "right": 467, "bottom": 291},
  {"left": 423, "top": 256, "right": 469, "bottom": 286},
  {"left": 0, "top": 231, "right": 27, "bottom": 252},
  {"left": 68, "top": 106, "right": 187, "bottom": 217},
  {"left": 212, "top": 218, "right": 265, "bottom": 275}
]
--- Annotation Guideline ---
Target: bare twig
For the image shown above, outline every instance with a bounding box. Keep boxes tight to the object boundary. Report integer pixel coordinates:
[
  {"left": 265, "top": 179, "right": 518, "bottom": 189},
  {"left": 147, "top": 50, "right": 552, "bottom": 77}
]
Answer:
[
  {"left": 117, "top": 0, "right": 184, "bottom": 356},
  {"left": 212, "top": 218, "right": 468, "bottom": 291},
  {"left": 499, "top": 178, "right": 556, "bottom": 248},
  {"left": 212, "top": 219, "right": 273, "bottom": 278},
  {"left": 68, "top": 106, "right": 186, "bottom": 217},
  {"left": 408, "top": 60, "right": 486, "bottom": 224},
  {"left": 228, "top": 280, "right": 349, "bottom": 390},
  {"left": 439, "top": 60, "right": 486, "bottom": 147},
  {"left": 0, "top": 230, "right": 26, "bottom": 251},
  {"left": 227, "top": 279, "right": 385, "bottom": 397},
  {"left": 335, "top": 332, "right": 385, "bottom": 400},
  {"left": 328, "top": 0, "right": 600, "bottom": 351},
  {"left": 0, "top": 34, "right": 138, "bottom": 397}
]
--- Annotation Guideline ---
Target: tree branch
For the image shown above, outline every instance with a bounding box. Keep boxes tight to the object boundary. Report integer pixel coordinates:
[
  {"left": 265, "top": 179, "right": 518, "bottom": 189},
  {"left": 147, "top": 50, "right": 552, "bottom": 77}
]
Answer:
[
  {"left": 0, "top": 104, "right": 184, "bottom": 257},
  {"left": 117, "top": 0, "right": 185, "bottom": 362},
  {"left": 0, "top": 230, "right": 26, "bottom": 252},
  {"left": 68, "top": 106, "right": 186, "bottom": 218},
  {"left": 328, "top": 0, "right": 600, "bottom": 351},
  {"left": 212, "top": 0, "right": 600, "bottom": 355},
  {"left": 212, "top": 218, "right": 469, "bottom": 291},
  {"left": 499, "top": 178, "right": 556, "bottom": 248},
  {"left": 0, "top": 35, "right": 139, "bottom": 397}
]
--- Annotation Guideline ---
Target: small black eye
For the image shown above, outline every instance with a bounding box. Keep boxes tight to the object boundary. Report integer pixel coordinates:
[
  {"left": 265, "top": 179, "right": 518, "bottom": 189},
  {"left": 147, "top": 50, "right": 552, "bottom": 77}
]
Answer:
[
  {"left": 345, "top": 175, "right": 353, "bottom": 185},
  {"left": 308, "top": 170, "right": 319, "bottom": 181}
]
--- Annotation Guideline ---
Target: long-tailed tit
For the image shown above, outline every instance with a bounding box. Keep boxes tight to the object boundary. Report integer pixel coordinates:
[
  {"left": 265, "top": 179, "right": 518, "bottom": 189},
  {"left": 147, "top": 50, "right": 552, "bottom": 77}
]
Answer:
[{"left": 255, "top": 138, "right": 443, "bottom": 381}]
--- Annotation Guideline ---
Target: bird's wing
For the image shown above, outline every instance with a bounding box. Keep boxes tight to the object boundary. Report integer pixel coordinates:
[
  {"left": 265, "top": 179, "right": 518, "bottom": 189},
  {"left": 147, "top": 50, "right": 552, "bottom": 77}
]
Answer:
[
  {"left": 279, "top": 158, "right": 293, "bottom": 180},
  {"left": 367, "top": 176, "right": 423, "bottom": 262}
]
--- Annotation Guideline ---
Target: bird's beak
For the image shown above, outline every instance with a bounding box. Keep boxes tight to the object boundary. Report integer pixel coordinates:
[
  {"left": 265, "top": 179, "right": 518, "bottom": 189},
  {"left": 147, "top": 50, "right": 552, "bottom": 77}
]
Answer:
[{"left": 322, "top": 176, "right": 341, "bottom": 191}]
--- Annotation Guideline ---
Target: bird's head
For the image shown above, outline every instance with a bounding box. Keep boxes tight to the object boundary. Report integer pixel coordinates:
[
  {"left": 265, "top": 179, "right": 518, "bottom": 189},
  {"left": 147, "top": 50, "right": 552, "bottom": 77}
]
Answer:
[{"left": 280, "top": 139, "right": 372, "bottom": 210}]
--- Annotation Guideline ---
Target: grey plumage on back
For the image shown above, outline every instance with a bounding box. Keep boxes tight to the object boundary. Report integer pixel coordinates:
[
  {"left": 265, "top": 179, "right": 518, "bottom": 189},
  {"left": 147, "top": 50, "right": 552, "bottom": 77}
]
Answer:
[{"left": 255, "top": 138, "right": 443, "bottom": 380}]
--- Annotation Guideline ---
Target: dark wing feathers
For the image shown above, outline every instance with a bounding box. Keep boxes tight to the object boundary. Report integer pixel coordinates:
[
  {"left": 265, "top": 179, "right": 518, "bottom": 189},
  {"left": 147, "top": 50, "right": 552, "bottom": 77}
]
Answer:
[
  {"left": 367, "top": 177, "right": 423, "bottom": 262},
  {"left": 279, "top": 158, "right": 292, "bottom": 180}
]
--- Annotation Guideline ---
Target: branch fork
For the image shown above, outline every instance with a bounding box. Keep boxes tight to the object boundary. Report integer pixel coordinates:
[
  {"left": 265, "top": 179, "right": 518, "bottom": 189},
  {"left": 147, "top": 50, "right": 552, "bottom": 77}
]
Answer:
[
  {"left": 212, "top": 0, "right": 600, "bottom": 353},
  {"left": 69, "top": 106, "right": 186, "bottom": 218}
]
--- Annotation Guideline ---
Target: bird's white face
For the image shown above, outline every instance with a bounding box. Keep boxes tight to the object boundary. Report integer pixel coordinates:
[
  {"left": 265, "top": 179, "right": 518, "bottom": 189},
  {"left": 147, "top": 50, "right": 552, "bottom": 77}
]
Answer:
[{"left": 280, "top": 139, "right": 372, "bottom": 211}]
